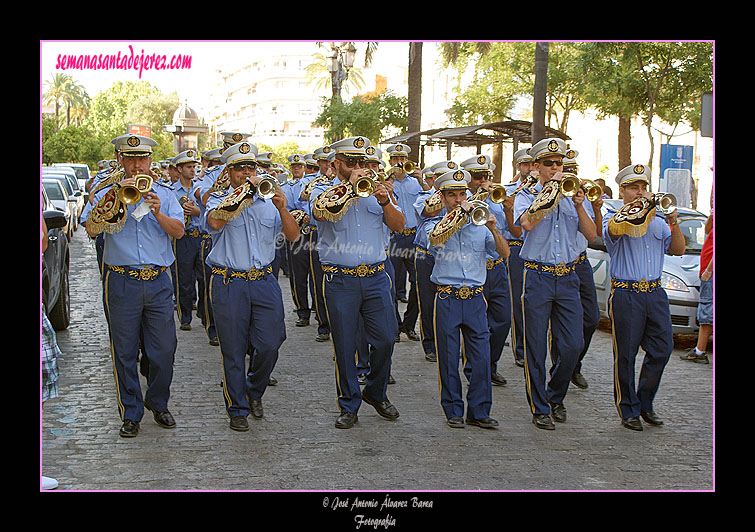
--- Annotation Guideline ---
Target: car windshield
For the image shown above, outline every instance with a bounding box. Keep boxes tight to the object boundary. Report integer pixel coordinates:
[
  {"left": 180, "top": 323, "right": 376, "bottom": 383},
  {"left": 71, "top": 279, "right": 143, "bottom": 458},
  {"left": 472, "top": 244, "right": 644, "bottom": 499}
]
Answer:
[
  {"left": 678, "top": 216, "right": 708, "bottom": 255},
  {"left": 43, "top": 181, "right": 65, "bottom": 200}
]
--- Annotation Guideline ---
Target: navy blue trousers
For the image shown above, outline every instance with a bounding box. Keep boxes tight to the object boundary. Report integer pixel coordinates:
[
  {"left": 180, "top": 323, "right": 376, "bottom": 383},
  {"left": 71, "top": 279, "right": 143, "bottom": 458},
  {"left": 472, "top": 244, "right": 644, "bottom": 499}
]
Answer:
[
  {"left": 288, "top": 237, "right": 312, "bottom": 320},
  {"left": 357, "top": 258, "right": 397, "bottom": 376},
  {"left": 483, "top": 261, "right": 511, "bottom": 374},
  {"left": 390, "top": 232, "right": 419, "bottom": 330},
  {"left": 609, "top": 285, "right": 673, "bottom": 420},
  {"left": 434, "top": 291, "right": 492, "bottom": 420},
  {"left": 199, "top": 235, "right": 217, "bottom": 341},
  {"left": 323, "top": 268, "right": 397, "bottom": 414},
  {"left": 414, "top": 250, "right": 436, "bottom": 357},
  {"left": 210, "top": 271, "right": 286, "bottom": 418},
  {"left": 308, "top": 229, "right": 329, "bottom": 335},
  {"left": 506, "top": 243, "right": 525, "bottom": 364},
  {"left": 103, "top": 267, "right": 176, "bottom": 422},
  {"left": 521, "top": 267, "right": 583, "bottom": 415},
  {"left": 175, "top": 232, "right": 204, "bottom": 326},
  {"left": 574, "top": 258, "right": 600, "bottom": 372}
]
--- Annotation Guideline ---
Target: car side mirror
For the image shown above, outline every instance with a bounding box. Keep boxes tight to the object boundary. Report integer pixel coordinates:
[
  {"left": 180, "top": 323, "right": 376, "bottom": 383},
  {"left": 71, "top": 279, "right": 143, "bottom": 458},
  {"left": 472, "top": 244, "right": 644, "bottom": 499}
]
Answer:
[{"left": 44, "top": 209, "right": 68, "bottom": 230}]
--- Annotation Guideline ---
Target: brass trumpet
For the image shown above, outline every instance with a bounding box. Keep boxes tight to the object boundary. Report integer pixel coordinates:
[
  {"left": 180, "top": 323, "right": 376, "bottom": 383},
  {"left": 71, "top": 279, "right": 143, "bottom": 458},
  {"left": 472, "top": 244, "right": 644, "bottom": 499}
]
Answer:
[
  {"left": 558, "top": 173, "right": 602, "bottom": 201},
  {"left": 354, "top": 169, "right": 384, "bottom": 198},
  {"left": 652, "top": 192, "right": 677, "bottom": 214},
  {"left": 118, "top": 174, "right": 153, "bottom": 205},
  {"left": 486, "top": 183, "right": 507, "bottom": 203},
  {"left": 467, "top": 200, "right": 491, "bottom": 226},
  {"left": 386, "top": 160, "right": 417, "bottom": 177},
  {"left": 255, "top": 175, "right": 279, "bottom": 200}
]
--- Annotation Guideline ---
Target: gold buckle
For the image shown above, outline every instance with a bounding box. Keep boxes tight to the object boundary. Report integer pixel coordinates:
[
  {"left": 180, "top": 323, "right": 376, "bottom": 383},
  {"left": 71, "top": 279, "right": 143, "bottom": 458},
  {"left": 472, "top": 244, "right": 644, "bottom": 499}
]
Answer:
[
  {"left": 356, "top": 264, "right": 370, "bottom": 277},
  {"left": 554, "top": 262, "right": 569, "bottom": 276},
  {"left": 636, "top": 278, "right": 650, "bottom": 292},
  {"left": 456, "top": 286, "right": 473, "bottom": 299}
]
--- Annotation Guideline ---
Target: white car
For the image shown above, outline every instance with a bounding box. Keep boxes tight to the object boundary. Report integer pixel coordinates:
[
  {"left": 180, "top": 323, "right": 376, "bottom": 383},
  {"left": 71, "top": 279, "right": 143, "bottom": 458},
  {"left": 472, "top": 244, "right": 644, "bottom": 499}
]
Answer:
[
  {"left": 587, "top": 199, "right": 709, "bottom": 335},
  {"left": 42, "top": 179, "right": 75, "bottom": 240},
  {"left": 52, "top": 163, "right": 91, "bottom": 200},
  {"left": 42, "top": 168, "right": 85, "bottom": 223}
]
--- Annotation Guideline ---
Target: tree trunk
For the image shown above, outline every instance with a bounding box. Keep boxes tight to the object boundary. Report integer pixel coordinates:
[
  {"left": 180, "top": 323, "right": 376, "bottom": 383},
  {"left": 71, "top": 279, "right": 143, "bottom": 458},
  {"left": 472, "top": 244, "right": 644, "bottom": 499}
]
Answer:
[
  {"left": 407, "top": 42, "right": 422, "bottom": 163},
  {"left": 532, "top": 42, "right": 549, "bottom": 144},
  {"left": 618, "top": 114, "right": 631, "bottom": 171}
]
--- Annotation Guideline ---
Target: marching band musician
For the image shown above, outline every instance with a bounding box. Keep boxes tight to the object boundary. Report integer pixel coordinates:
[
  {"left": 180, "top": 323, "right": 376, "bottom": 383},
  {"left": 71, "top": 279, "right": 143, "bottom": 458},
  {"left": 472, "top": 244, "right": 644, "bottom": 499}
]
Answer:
[
  {"left": 461, "top": 155, "right": 511, "bottom": 387},
  {"left": 560, "top": 149, "right": 602, "bottom": 390},
  {"left": 205, "top": 141, "right": 300, "bottom": 432},
  {"left": 603, "top": 164, "right": 684, "bottom": 431},
  {"left": 83, "top": 134, "right": 185, "bottom": 438},
  {"left": 286, "top": 153, "right": 315, "bottom": 328},
  {"left": 172, "top": 149, "right": 204, "bottom": 332},
  {"left": 310, "top": 136, "right": 405, "bottom": 429},
  {"left": 513, "top": 137, "right": 597, "bottom": 431},
  {"left": 505, "top": 148, "right": 531, "bottom": 368},
  {"left": 426, "top": 169, "right": 509, "bottom": 429}
]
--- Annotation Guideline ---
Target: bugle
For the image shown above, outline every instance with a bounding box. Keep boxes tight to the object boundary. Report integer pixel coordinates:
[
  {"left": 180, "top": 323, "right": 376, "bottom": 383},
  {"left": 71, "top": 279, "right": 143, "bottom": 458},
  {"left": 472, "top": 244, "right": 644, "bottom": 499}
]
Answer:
[
  {"left": 486, "top": 183, "right": 506, "bottom": 203},
  {"left": 652, "top": 193, "right": 677, "bottom": 214},
  {"left": 354, "top": 169, "right": 384, "bottom": 198},
  {"left": 256, "top": 175, "right": 279, "bottom": 200},
  {"left": 118, "top": 174, "right": 153, "bottom": 205},
  {"left": 468, "top": 200, "right": 491, "bottom": 226},
  {"left": 558, "top": 173, "right": 602, "bottom": 202}
]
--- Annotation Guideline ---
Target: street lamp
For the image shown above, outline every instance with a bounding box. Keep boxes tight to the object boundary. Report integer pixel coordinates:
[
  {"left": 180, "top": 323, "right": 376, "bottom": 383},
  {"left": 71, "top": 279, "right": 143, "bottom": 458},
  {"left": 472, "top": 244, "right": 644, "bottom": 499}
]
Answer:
[{"left": 326, "top": 42, "right": 357, "bottom": 103}]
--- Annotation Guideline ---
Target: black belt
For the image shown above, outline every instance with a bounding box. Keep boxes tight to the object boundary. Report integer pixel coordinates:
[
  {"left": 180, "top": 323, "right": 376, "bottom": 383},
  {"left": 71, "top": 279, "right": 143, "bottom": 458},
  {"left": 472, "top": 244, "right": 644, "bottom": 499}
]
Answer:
[
  {"left": 611, "top": 277, "right": 661, "bottom": 293},
  {"left": 321, "top": 262, "right": 385, "bottom": 278},
  {"left": 436, "top": 284, "right": 484, "bottom": 299},
  {"left": 107, "top": 264, "right": 168, "bottom": 281}
]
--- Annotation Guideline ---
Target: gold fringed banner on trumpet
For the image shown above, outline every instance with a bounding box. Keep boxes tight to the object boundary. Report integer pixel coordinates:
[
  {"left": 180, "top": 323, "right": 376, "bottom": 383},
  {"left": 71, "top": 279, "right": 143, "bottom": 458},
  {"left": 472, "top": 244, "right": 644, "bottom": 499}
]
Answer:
[
  {"left": 428, "top": 208, "right": 467, "bottom": 246},
  {"left": 210, "top": 182, "right": 255, "bottom": 222},
  {"left": 526, "top": 180, "right": 562, "bottom": 222},
  {"left": 607, "top": 196, "right": 656, "bottom": 238},
  {"left": 90, "top": 168, "right": 125, "bottom": 197},
  {"left": 87, "top": 185, "right": 127, "bottom": 235},
  {"left": 423, "top": 190, "right": 444, "bottom": 215},
  {"left": 312, "top": 183, "right": 357, "bottom": 223},
  {"left": 207, "top": 166, "right": 230, "bottom": 194}
]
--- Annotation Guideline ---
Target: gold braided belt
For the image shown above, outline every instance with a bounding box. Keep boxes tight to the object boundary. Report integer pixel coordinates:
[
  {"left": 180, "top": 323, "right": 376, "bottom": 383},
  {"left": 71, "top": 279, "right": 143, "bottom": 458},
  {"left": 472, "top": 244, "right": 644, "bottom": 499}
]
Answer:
[
  {"left": 211, "top": 265, "right": 273, "bottom": 282},
  {"left": 107, "top": 265, "right": 168, "bottom": 281},
  {"left": 391, "top": 227, "right": 417, "bottom": 236},
  {"left": 611, "top": 277, "right": 661, "bottom": 293},
  {"left": 486, "top": 257, "right": 505, "bottom": 270},
  {"left": 524, "top": 260, "right": 577, "bottom": 277},
  {"left": 436, "top": 284, "right": 484, "bottom": 300},
  {"left": 321, "top": 262, "right": 385, "bottom": 278},
  {"left": 507, "top": 240, "right": 523, "bottom": 247}
]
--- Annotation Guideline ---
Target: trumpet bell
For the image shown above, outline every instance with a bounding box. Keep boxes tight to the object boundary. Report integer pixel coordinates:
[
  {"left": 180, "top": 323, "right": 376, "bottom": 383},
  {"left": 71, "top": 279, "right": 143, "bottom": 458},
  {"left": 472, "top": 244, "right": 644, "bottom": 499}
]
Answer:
[
  {"left": 469, "top": 200, "right": 490, "bottom": 226},
  {"left": 118, "top": 174, "right": 153, "bottom": 205},
  {"left": 559, "top": 173, "right": 581, "bottom": 197},
  {"left": 489, "top": 185, "right": 506, "bottom": 203},
  {"left": 355, "top": 176, "right": 375, "bottom": 197},
  {"left": 653, "top": 193, "right": 677, "bottom": 214},
  {"left": 581, "top": 179, "right": 603, "bottom": 202},
  {"left": 256, "top": 176, "right": 278, "bottom": 199},
  {"left": 402, "top": 160, "right": 416, "bottom": 173}
]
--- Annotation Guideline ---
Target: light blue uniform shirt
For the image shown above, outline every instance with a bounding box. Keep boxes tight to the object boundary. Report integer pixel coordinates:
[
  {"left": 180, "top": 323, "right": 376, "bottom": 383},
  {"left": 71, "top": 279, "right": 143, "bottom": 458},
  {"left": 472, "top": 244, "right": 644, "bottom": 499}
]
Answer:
[
  {"left": 205, "top": 186, "right": 283, "bottom": 271},
  {"left": 503, "top": 181, "right": 525, "bottom": 241},
  {"left": 391, "top": 174, "right": 424, "bottom": 229},
  {"left": 482, "top": 195, "right": 506, "bottom": 260},
  {"left": 87, "top": 182, "right": 183, "bottom": 269},
  {"left": 513, "top": 181, "right": 591, "bottom": 265},
  {"left": 172, "top": 179, "right": 201, "bottom": 231},
  {"left": 427, "top": 220, "right": 496, "bottom": 287},
  {"left": 412, "top": 190, "right": 439, "bottom": 252},
  {"left": 602, "top": 209, "right": 672, "bottom": 281},
  {"left": 312, "top": 178, "right": 397, "bottom": 267}
]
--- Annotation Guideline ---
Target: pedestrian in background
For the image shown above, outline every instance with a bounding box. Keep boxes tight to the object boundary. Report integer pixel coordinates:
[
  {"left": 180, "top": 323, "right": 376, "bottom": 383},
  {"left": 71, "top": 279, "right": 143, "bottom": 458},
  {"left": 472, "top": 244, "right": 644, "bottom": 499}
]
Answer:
[
  {"left": 681, "top": 210, "right": 713, "bottom": 364},
  {"left": 41, "top": 216, "right": 60, "bottom": 490}
]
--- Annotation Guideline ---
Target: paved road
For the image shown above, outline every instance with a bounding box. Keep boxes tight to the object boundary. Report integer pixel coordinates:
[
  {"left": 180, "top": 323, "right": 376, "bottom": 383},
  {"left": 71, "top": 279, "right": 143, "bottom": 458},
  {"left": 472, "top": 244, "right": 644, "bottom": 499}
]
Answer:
[{"left": 41, "top": 229, "right": 714, "bottom": 494}]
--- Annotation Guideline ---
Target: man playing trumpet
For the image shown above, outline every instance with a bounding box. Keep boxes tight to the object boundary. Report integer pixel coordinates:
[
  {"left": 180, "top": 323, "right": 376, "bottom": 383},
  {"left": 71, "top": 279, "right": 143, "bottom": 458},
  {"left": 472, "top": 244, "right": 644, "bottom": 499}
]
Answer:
[
  {"left": 513, "top": 138, "right": 597, "bottom": 430},
  {"left": 426, "top": 169, "right": 509, "bottom": 430}
]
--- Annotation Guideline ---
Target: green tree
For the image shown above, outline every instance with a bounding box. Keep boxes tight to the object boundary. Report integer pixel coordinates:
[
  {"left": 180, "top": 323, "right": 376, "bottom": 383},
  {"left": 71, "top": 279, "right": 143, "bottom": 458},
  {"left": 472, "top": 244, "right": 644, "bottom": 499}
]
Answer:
[
  {"left": 43, "top": 73, "right": 90, "bottom": 131},
  {"left": 313, "top": 92, "right": 407, "bottom": 145},
  {"left": 42, "top": 124, "right": 103, "bottom": 166}
]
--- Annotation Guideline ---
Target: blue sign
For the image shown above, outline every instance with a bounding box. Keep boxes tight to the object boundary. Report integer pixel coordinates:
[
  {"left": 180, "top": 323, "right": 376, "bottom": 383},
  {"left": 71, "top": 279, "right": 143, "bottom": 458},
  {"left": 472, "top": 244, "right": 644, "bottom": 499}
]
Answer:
[{"left": 659, "top": 144, "right": 693, "bottom": 208}]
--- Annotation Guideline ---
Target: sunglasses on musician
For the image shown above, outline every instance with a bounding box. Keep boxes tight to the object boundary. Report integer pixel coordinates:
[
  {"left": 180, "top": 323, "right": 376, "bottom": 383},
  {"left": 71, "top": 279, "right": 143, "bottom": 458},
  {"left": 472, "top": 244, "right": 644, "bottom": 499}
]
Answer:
[
  {"left": 230, "top": 163, "right": 257, "bottom": 171},
  {"left": 539, "top": 159, "right": 563, "bottom": 167}
]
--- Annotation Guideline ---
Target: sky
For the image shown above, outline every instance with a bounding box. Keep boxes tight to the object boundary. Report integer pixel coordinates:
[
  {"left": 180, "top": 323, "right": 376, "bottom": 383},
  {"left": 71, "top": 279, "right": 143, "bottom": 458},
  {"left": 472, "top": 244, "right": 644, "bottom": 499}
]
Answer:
[{"left": 40, "top": 40, "right": 424, "bottom": 112}]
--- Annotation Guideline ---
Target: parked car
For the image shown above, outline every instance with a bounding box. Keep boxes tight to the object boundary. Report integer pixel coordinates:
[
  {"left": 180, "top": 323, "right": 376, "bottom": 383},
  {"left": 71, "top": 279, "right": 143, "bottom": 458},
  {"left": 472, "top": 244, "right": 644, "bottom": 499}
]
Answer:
[
  {"left": 52, "top": 162, "right": 91, "bottom": 196},
  {"left": 41, "top": 169, "right": 84, "bottom": 225},
  {"left": 587, "top": 199, "right": 709, "bottom": 335},
  {"left": 42, "top": 179, "right": 74, "bottom": 240},
  {"left": 42, "top": 188, "right": 71, "bottom": 330}
]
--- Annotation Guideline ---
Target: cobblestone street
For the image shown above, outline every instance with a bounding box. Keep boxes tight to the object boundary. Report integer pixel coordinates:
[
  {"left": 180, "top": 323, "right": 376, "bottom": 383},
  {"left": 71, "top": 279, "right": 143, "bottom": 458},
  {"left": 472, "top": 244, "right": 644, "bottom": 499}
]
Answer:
[{"left": 41, "top": 230, "right": 714, "bottom": 495}]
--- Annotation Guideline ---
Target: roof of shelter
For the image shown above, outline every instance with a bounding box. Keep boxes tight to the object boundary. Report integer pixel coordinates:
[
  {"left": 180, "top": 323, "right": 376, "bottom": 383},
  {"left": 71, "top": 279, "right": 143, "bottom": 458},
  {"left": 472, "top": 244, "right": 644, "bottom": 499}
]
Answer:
[{"left": 381, "top": 120, "right": 569, "bottom": 147}]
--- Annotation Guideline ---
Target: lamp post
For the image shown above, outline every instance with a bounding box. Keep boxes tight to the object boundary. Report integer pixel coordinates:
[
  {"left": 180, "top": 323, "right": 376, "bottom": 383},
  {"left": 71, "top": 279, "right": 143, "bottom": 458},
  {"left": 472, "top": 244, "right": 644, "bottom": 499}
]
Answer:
[{"left": 326, "top": 42, "right": 356, "bottom": 103}]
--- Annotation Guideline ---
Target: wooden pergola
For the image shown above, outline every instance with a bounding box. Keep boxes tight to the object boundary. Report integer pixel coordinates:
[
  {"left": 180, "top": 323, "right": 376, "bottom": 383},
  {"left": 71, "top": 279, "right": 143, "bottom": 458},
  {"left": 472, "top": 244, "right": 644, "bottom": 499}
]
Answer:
[{"left": 381, "top": 120, "right": 570, "bottom": 180}]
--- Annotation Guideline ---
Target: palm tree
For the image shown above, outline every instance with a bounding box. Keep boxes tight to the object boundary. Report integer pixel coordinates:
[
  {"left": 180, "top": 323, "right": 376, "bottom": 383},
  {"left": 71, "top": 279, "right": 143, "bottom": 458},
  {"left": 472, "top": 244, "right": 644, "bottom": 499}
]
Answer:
[{"left": 43, "top": 73, "right": 90, "bottom": 130}]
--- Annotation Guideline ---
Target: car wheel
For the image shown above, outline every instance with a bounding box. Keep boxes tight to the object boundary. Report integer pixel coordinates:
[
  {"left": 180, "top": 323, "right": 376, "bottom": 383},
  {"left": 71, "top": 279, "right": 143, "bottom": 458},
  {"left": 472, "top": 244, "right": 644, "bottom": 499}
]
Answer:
[{"left": 48, "top": 263, "right": 70, "bottom": 330}]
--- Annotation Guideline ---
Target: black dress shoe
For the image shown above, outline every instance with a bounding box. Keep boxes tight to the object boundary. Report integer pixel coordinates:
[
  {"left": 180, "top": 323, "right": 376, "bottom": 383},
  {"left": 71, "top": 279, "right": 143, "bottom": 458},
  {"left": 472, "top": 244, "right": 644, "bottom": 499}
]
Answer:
[
  {"left": 491, "top": 372, "right": 507, "bottom": 386},
  {"left": 640, "top": 411, "right": 663, "bottom": 426},
  {"left": 180, "top": 323, "right": 191, "bottom": 331},
  {"left": 549, "top": 402, "right": 567, "bottom": 423},
  {"left": 119, "top": 419, "right": 140, "bottom": 438},
  {"left": 295, "top": 318, "right": 309, "bottom": 327},
  {"left": 144, "top": 402, "right": 176, "bottom": 428},
  {"left": 465, "top": 417, "right": 499, "bottom": 429},
  {"left": 209, "top": 337, "right": 219, "bottom": 346},
  {"left": 315, "top": 333, "right": 330, "bottom": 342},
  {"left": 447, "top": 416, "right": 465, "bottom": 428},
  {"left": 571, "top": 372, "right": 588, "bottom": 389},
  {"left": 398, "top": 297, "right": 409, "bottom": 303},
  {"left": 268, "top": 376, "right": 278, "bottom": 386},
  {"left": 425, "top": 352, "right": 437, "bottom": 362},
  {"left": 622, "top": 417, "right": 643, "bottom": 431},
  {"left": 514, "top": 359, "right": 525, "bottom": 368},
  {"left": 335, "top": 412, "right": 358, "bottom": 429},
  {"left": 533, "top": 414, "right": 555, "bottom": 430},
  {"left": 361, "top": 392, "right": 400, "bottom": 420},
  {"left": 388, "top": 374, "right": 396, "bottom": 385},
  {"left": 250, "top": 399, "right": 264, "bottom": 419},
  {"left": 358, "top": 374, "right": 367, "bottom": 385},
  {"left": 230, "top": 416, "right": 249, "bottom": 432},
  {"left": 401, "top": 327, "right": 420, "bottom": 341}
]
